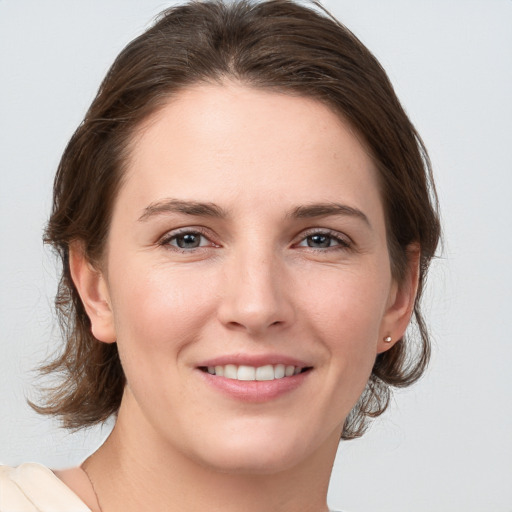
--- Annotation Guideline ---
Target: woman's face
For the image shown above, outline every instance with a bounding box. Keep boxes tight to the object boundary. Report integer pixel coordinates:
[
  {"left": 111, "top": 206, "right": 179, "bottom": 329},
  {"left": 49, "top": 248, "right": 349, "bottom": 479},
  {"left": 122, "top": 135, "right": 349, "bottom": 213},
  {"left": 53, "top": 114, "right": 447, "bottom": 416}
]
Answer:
[{"left": 80, "top": 83, "right": 413, "bottom": 474}]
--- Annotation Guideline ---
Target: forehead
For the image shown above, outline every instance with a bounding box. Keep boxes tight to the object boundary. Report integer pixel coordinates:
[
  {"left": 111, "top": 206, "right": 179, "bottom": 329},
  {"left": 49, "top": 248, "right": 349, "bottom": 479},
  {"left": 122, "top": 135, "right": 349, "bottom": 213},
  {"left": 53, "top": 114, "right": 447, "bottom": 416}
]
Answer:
[{"left": 119, "top": 82, "right": 384, "bottom": 224}]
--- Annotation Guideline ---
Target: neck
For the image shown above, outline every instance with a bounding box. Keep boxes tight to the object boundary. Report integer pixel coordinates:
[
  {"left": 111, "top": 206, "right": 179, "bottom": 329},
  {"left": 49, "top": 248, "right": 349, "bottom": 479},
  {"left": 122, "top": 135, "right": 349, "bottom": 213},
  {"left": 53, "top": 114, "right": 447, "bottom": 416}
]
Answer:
[{"left": 83, "top": 396, "right": 340, "bottom": 512}]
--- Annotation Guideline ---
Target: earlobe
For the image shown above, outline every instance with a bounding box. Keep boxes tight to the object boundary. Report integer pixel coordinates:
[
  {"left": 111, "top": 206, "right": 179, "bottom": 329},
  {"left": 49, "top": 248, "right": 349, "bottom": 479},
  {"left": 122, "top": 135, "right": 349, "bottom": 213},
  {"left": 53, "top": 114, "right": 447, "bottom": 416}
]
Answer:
[
  {"left": 69, "top": 242, "right": 117, "bottom": 344},
  {"left": 378, "top": 243, "right": 420, "bottom": 354}
]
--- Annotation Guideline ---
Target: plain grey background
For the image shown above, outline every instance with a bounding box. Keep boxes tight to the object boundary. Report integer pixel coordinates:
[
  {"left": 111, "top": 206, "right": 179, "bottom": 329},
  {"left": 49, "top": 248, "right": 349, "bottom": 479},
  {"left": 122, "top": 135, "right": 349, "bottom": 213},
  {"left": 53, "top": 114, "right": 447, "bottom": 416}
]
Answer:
[{"left": 1, "top": 1, "right": 511, "bottom": 511}]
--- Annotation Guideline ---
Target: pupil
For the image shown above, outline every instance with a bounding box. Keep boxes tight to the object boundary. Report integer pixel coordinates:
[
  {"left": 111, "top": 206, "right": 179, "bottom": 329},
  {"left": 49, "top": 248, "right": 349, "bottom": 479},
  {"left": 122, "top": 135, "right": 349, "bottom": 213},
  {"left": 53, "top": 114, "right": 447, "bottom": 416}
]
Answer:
[
  {"left": 177, "top": 233, "right": 200, "bottom": 248},
  {"left": 308, "top": 234, "right": 330, "bottom": 248}
]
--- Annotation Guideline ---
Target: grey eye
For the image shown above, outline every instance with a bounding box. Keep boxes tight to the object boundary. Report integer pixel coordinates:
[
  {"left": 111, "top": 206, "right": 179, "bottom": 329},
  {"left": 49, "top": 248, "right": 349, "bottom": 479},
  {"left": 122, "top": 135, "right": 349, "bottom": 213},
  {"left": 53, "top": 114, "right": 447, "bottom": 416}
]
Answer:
[
  {"left": 306, "top": 234, "right": 333, "bottom": 248},
  {"left": 174, "top": 233, "right": 203, "bottom": 249},
  {"left": 297, "top": 231, "right": 350, "bottom": 250}
]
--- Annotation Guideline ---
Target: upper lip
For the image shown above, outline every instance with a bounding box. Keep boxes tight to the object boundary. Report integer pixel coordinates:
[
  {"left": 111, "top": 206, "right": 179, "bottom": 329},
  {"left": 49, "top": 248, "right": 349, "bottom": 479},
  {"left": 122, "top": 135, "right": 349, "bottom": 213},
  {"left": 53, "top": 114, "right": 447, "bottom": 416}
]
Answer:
[{"left": 196, "top": 353, "right": 312, "bottom": 369}]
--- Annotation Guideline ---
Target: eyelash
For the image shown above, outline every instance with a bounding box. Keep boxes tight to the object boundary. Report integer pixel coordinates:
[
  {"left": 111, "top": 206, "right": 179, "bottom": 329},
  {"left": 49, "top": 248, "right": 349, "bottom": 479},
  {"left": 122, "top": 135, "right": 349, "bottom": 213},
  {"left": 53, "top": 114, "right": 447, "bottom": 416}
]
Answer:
[
  {"left": 158, "top": 228, "right": 352, "bottom": 252},
  {"left": 295, "top": 229, "right": 352, "bottom": 251},
  {"left": 158, "top": 228, "right": 217, "bottom": 252}
]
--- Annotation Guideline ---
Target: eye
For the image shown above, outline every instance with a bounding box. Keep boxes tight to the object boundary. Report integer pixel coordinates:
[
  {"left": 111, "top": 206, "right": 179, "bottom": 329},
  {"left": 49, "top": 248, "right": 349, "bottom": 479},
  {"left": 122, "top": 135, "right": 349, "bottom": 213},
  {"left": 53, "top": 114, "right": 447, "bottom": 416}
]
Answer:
[
  {"left": 160, "top": 230, "right": 214, "bottom": 250},
  {"left": 297, "top": 231, "right": 350, "bottom": 249}
]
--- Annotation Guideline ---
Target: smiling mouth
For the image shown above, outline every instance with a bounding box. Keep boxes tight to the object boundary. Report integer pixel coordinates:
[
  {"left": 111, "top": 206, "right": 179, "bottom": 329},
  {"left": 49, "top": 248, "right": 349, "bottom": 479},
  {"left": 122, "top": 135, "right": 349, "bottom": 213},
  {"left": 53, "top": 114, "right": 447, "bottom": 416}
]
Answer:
[{"left": 199, "top": 364, "right": 312, "bottom": 381}]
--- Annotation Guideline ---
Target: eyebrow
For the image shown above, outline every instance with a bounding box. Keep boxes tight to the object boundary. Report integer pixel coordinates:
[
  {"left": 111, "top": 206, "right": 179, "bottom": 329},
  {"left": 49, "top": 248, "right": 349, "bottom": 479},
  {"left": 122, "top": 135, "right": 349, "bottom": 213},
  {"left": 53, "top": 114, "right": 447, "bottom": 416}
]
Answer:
[
  {"left": 290, "top": 203, "right": 372, "bottom": 228},
  {"left": 138, "top": 198, "right": 228, "bottom": 221},
  {"left": 138, "top": 198, "right": 371, "bottom": 228}
]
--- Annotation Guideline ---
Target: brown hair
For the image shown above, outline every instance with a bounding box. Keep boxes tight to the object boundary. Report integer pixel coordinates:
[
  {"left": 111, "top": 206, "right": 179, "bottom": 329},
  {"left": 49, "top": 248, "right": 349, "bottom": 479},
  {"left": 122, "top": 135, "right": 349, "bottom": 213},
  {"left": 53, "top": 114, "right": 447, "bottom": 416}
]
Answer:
[{"left": 33, "top": 0, "right": 440, "bottom": 439}]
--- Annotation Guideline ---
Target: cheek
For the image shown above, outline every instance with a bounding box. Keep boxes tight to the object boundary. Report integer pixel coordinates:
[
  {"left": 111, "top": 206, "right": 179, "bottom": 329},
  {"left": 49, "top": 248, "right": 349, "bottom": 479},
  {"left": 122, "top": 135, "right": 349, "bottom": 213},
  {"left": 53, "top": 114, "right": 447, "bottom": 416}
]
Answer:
[
  {"left": 302, "top": 263, "right": 390, "bottom": 339},
  {"left": 302, "top": 264, "right": 390, "bottom": 381},
  {"left": 108, "top": 265, "right": 217, "bottom": 371}
]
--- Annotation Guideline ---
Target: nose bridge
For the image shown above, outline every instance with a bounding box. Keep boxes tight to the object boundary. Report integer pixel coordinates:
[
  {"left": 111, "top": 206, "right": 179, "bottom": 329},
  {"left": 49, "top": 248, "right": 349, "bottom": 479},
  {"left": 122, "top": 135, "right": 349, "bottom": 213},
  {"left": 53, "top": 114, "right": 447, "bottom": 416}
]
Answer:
[{"left": 219, "top": 239, "right": 293, "bottom": 334}]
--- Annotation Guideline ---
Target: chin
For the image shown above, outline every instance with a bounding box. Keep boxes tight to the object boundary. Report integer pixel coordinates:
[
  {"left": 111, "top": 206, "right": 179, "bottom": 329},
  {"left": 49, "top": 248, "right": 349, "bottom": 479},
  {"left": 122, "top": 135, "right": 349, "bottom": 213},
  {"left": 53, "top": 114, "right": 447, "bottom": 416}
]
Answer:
[
  {"left": 197, "top": 446, "right": 306, "bottom": 476},
  {"left": 184, "top": 422, "right": 328, "bottom": 476}
]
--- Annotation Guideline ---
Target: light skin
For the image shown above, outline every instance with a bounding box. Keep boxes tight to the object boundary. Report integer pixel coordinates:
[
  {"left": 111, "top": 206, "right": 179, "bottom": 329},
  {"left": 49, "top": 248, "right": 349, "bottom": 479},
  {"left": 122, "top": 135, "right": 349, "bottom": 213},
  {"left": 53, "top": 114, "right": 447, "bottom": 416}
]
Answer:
[{"left": 65, "top": 82, "right": 419, "bottom": 512}]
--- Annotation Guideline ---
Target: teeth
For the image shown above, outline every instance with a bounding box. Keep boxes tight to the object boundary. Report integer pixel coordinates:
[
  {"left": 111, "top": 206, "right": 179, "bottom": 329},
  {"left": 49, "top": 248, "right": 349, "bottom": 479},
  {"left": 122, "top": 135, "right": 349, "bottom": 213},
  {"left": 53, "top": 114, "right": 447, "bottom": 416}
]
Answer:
[
  {"left": 224, "top": 364, "right": 237, "bottom": 379},
  {"left": 237, "top": 365, "right": 255, "bottom": 381},
  {"left": 255, "top": 365, "right": 274, "bottom": 381},
  {"left": 274, "top": 364, "right": 285, "bottom": 379},
  {"left": 285, "top": 365, "right": 295, "bottom": 377},
  {"left": 204, "top": 364, "right": 304, "bottom": 381}
]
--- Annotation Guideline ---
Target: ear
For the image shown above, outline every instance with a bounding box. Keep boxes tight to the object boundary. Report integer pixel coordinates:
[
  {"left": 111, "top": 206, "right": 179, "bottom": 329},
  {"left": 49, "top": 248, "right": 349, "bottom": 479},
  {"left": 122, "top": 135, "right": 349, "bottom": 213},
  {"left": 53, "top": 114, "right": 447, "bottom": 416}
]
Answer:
[
  {"left": 69, "top": 242, "right": 117, "bottom": 344},
  {"left": 377, "top": 243, "right": 420, "bottom": 354}
]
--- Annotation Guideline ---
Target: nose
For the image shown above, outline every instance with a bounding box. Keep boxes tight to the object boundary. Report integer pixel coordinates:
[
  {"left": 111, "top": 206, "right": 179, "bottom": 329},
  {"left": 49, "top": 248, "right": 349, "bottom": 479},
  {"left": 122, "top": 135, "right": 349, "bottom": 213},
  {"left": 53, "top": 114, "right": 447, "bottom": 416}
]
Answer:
[{"left": 217, "top": 247, "right": 295, "bottom": 336}]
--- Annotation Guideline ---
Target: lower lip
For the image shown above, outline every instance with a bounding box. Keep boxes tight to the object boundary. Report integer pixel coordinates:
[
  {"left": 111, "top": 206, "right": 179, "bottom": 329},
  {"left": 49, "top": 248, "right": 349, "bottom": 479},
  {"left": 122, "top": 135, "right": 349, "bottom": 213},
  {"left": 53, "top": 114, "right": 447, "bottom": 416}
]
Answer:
[{"left": 198, "top": 370, "right": 311, "bottom": 402}]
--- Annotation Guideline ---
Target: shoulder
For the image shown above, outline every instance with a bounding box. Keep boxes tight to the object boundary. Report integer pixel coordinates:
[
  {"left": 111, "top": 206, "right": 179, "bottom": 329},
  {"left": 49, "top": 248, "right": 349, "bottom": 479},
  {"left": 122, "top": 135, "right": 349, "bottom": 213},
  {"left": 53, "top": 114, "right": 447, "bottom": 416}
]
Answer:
[{"left": 0, "top": 463, "right": 91, "bottom": 512}]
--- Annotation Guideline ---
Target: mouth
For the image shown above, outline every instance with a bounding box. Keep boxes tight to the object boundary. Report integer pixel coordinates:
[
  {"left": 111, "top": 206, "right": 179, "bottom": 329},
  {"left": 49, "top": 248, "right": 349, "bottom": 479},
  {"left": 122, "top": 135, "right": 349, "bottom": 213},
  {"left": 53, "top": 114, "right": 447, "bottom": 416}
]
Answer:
[{"left": 198, "top": 364, "right": 312, "bottom": 382}]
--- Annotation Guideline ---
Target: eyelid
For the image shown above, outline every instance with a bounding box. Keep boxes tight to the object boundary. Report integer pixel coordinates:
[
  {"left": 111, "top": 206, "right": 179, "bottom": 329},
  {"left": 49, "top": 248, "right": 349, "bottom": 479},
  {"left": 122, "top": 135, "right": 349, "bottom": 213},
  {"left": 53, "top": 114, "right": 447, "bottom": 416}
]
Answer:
[
  {"left": 295, "top": 228, "right": 353, "bottom": 248},
  {"left": 158, "top": 226, "right": 219, "bottom": 249},
  {"left": 156, "top": 226, "right": 352, "bottom": 251}
]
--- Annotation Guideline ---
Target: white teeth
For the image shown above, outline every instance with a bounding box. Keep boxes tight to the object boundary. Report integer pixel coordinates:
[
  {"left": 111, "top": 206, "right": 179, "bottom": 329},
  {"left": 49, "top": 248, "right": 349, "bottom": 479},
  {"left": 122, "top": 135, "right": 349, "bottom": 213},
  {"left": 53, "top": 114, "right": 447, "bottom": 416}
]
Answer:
[
  {"left": 285, "top": 365, "right": 295, "bottom": 377},
  {"left": 255, "top": 365, "right": 274, "bottom": 381},
  {"left": 204, "top": 363, "right": 305, "bottom": 381},
  {"left": 237, "top": 365, "right": 255, "bottom": 381},
  {"left": 274, "top": 364, "right": 285, "bottom": 379},
  {"left": 224, "top": 364, "right": 237, "bottom": 379}
]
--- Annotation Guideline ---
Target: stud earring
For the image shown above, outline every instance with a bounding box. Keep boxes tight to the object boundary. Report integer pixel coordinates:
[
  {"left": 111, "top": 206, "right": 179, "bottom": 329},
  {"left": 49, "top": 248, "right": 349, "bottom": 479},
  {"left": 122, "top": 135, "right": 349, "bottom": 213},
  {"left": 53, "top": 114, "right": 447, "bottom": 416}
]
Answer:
[{"left": 383, "top": 336, "right": 392, "bottom": 343}]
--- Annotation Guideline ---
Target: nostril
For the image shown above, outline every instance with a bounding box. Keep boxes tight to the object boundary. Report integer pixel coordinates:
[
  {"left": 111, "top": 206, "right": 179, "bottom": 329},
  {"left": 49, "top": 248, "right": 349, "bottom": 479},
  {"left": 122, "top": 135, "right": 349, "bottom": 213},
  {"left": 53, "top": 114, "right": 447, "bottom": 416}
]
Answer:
[{"left": 217, "top": 290, "right": 295, "bottom": 334}]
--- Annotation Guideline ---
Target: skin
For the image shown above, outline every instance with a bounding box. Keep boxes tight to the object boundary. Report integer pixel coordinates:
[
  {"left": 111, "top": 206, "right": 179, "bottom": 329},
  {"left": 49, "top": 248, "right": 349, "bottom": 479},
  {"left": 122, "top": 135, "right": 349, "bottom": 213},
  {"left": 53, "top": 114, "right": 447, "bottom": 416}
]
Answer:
[{"left": 67, "top": 82, "right": 418, "bottom": 512}]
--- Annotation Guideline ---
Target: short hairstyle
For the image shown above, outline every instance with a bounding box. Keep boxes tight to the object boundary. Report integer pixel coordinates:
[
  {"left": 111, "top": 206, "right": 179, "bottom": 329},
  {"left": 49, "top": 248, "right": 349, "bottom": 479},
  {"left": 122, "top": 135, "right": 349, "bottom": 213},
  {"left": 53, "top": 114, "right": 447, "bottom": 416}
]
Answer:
[{"left": 33, "top": 0, "right": 440, "bottom": 440}]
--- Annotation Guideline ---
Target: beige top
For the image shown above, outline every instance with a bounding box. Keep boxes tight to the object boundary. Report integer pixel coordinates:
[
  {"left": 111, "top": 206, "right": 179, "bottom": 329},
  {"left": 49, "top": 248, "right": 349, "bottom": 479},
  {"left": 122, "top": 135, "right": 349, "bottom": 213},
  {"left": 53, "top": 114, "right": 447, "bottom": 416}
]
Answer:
[{"left": 0, "top": 463, "right": 91, "bottom": 512}]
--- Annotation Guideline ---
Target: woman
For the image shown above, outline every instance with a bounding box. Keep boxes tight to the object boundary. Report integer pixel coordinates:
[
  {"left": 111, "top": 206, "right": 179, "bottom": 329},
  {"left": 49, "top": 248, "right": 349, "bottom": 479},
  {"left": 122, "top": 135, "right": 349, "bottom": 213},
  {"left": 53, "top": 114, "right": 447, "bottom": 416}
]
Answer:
[{"left": 0, "top": 1, "right": 439, "bottom": 511}]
